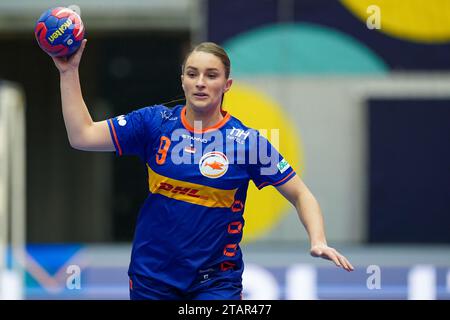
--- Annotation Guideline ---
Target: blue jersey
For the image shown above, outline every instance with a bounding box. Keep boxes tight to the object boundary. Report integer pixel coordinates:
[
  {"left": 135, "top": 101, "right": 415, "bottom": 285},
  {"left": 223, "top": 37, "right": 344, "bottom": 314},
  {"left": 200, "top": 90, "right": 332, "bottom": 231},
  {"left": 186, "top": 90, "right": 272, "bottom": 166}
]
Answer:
[{"left": 107, "top": 105, "right": 296, "bottom": 291}]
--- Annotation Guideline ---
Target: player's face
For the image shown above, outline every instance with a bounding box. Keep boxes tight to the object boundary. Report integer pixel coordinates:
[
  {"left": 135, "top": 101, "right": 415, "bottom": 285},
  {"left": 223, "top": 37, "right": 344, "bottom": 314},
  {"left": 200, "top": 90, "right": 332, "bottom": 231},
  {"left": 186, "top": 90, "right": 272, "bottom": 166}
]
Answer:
[{"left": 182, "top": 51, "right": 232, "bottom": 112}]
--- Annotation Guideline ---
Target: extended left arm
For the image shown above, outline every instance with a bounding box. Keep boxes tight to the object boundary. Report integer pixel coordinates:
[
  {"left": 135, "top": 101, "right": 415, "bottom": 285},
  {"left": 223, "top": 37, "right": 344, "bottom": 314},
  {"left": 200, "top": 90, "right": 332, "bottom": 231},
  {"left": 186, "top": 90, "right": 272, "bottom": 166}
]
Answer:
[{"left": 276, "top": 174, "right": 354, "bottom": 272}]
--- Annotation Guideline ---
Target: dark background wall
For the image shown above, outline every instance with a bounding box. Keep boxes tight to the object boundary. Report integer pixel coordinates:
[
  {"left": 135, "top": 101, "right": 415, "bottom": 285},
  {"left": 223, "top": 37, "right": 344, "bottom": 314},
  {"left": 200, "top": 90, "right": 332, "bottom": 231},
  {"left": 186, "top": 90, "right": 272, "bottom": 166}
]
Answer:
[
  {"left": 0, "top": 31, "right": 189, "bottom": 242},
  {"left": 368, "top": 98, "right": 450, "bottom": 243}
]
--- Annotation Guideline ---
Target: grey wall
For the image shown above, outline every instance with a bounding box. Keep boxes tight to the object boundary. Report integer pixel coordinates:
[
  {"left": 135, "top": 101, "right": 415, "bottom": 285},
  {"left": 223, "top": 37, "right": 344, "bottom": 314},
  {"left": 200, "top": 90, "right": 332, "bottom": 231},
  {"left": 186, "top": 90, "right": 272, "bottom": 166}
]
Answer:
[{"left": 243, "top": 74, "right": 450, "bottom": 243}]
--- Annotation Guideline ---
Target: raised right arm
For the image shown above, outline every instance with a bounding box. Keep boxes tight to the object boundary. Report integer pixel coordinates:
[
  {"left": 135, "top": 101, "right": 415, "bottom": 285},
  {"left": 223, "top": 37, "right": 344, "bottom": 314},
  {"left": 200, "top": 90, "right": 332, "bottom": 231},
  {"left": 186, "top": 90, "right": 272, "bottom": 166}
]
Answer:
[{"left": 52, "top": 39, "right": 115, "bottom": 152}]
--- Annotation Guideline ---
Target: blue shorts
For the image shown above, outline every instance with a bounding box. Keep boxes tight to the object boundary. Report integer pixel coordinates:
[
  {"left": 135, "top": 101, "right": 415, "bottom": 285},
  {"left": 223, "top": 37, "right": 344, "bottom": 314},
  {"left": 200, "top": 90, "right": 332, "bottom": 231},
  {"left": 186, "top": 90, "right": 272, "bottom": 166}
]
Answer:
[{"left": 129, "top": 274, "right": 242, "bottom": 300}]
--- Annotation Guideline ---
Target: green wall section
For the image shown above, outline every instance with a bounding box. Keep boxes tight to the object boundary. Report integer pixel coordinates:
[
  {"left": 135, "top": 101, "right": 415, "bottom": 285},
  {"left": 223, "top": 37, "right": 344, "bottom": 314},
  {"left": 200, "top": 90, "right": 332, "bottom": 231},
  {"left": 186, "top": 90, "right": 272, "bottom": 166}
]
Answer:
[{"left": 223, "top": 23, "right": 388, "bottom": 76}]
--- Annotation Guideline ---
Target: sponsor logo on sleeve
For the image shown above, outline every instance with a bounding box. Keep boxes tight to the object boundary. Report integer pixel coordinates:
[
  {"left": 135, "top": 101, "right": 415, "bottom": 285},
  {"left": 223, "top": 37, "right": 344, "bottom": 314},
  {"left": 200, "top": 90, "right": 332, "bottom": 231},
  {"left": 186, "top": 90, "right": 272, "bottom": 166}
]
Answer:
[
  {"left": 117, "top": 115, "right": 127, "bottom": 126},
  {"left": 277, "top": 159, "right": 290, "bottom": 174}
]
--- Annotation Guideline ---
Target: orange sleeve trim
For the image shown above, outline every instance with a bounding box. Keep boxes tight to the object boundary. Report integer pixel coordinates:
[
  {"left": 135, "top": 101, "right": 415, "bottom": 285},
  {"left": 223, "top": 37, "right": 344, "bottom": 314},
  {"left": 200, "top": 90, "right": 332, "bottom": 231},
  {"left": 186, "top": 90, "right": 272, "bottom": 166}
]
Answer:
[
  {"left": 257, "top": 170, "right": 296, "bottom": 189},
  {"left": 109, "top": 119, "right": 123, "bottom": 156}
]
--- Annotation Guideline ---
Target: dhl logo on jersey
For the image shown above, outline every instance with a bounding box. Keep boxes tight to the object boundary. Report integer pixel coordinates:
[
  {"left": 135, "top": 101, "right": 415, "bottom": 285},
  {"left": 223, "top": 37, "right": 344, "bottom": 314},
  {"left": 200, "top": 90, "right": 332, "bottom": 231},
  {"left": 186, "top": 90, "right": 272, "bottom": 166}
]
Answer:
[
  {"left": 147, "top": 165, "right": 237, "bottom": 208},
  {"left": 157, "top": 182, "right": 209, "bottom": 200}
]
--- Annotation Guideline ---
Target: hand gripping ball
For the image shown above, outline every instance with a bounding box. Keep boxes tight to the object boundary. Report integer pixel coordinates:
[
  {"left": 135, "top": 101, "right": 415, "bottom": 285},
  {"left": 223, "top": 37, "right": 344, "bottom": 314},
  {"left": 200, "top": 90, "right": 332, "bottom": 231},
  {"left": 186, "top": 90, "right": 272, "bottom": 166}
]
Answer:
[{"left": 35, "top": 7, "right": 85, "bottom": 57}]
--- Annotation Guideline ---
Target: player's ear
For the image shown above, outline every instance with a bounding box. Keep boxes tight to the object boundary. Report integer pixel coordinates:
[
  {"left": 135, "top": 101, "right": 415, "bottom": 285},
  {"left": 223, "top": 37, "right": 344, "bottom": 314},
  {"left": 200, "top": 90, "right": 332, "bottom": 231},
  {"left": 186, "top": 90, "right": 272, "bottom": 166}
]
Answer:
[
  {"left": 181, "top": 75, "right": 185, "bottom": 89},
  {"left": 224, "top": 78, "right": 233, "bottom": 93}
]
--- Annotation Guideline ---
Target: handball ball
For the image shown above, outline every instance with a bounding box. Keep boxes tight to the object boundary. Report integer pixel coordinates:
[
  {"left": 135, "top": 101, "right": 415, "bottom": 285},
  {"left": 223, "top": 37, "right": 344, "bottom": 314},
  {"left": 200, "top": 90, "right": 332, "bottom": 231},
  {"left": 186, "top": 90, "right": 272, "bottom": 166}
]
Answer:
[{"left": 34, "top": 7, "right": 85, "bottom": 57}]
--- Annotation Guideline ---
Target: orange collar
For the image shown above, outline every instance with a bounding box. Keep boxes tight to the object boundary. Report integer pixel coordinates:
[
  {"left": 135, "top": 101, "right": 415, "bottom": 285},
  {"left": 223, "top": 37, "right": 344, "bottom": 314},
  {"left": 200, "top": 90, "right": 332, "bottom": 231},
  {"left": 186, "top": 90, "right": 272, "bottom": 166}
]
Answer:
[{"left": 181, "top": 106, "right": 231, "bottom": 133}]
